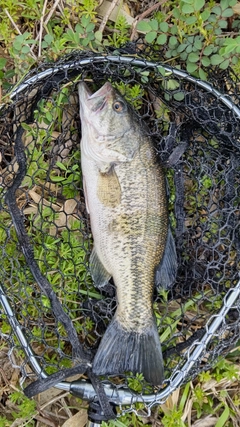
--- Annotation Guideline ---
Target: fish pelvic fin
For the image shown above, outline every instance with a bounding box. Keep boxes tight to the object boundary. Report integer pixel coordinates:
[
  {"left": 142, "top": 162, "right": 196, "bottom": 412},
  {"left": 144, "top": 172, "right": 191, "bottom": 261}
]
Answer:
[
  {"left": 155, "top": 227, "right": 178, "bottom": 290},
  {"left": 90, "top": 247, "right": 111, "bottom": 289},
  {"left": 92, "top": 317, "right": 164, "bottom": 386}
]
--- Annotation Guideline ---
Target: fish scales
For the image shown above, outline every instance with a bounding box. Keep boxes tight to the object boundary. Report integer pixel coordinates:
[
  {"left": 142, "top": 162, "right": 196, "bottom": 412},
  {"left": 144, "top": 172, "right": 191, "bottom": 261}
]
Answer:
[{"left": 78, "top": 81, "right": 177, "bottom": 385}]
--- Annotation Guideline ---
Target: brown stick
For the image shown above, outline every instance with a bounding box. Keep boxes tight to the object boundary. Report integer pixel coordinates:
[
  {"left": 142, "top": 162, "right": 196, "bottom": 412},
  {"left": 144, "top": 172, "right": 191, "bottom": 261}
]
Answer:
[{"left": 99, "top": 0, "right": 119, "bottom": 33}]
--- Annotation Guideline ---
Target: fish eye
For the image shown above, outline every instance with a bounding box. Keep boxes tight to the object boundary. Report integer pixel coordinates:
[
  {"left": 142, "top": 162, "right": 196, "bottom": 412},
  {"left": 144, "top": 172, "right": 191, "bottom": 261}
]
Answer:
[{"left": 113, "top": 101, "right": 125, "bottom": 113}]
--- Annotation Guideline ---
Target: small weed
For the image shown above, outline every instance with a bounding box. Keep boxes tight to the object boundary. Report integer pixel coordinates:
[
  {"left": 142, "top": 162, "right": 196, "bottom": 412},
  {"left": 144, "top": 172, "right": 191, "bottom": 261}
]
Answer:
[
  {"left": 113, "top": 82, "right": 145, "bottom": 110},
  {"left": 137, "top": 0, "right": 239, "bottom": 79},
  {"left": 0, "top": 389, "right": 37, "bottom": 426},
  {"left": 107, "top": 15, "right": 131, "bottom": 48}
]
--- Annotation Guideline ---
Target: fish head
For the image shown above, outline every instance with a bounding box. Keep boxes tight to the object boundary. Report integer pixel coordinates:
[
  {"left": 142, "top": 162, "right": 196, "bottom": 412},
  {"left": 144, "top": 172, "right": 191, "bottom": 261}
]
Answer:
[{"left": 78, "top": 81, "right": 140, "bottom": 166}]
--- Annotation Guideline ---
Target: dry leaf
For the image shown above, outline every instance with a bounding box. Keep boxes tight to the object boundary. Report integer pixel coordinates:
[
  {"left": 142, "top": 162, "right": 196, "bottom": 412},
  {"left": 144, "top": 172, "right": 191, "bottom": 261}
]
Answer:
[
  {"left": 61, "top": 408, "right": 88, "bottom": 427},
  {"left": 192, "top": 415, "right": 218, "bottom": 427},
  {"left": 233, "top": 3, "right": 240, "bottom": 14},
  {"left": 37, "top": 387, "right": 64, "bottom": 406},
  {"left": 161, "top": 388, "right": 180, "bottom": 413},
  {"left": 97, "top": 0, "right": 134, "bottom": 25}
]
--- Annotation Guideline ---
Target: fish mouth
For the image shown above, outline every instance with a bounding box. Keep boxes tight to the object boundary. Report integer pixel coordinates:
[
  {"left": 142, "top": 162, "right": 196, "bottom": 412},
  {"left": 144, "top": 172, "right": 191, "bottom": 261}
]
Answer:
[{"left": 80, "top": 82, "right": 113, "bottom": 113}]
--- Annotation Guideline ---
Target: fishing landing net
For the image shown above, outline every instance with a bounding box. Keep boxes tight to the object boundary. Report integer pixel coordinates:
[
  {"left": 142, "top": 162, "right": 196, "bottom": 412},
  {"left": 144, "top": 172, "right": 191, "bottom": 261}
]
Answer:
[{"left": 0, "top": 47, "right": 240, "bottom": 423}]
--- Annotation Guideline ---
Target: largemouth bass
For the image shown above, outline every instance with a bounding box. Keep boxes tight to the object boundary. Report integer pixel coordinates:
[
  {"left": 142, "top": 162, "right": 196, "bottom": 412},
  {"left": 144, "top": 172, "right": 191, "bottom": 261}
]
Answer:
[{"left": 78, "top": 81, "right": 177, "bottom": 385}]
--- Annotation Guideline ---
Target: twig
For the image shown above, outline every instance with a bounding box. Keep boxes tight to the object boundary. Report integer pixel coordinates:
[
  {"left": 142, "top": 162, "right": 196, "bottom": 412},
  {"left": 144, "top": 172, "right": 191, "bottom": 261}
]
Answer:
[
  {"left": 99, "top": 0, "right": 119, "bottom": 33},
  {"left": 4, "top": 9, "right": 22, "bottom": 35},
  {"left": 45, "top": 0, "right": 62, "bottom": 26},
  {"left": 30, "top": 0, "right": 62, "bottom": 54},
  {"left": 130, "top": 0, "right": 169, "bottom": 41},
  {"left": 38, "top": 0, "right": 48, "bottom": 58},
  {"left": 34, "top": 414, "right": 57, "bottom": 427},
  {"left": 39, "top": 391, "right": 70, "bottom": 411},
  {"left": 57, "top": 2, "right": 74, "bottom": 31},
  {"left": 4, "top": 8, "right": 37, "bottom": 60}
]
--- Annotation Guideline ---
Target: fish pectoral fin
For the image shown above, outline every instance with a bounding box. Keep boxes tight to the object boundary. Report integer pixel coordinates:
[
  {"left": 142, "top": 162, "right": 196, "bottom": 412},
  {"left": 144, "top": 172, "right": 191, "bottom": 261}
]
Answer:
[
  {"left": 155, "top": 227, "right": 178, "bottom": 290},
  {"left": 97, "top": 166, "right": 121, "bottom": 207},
  {"left": 83, "top": 176, "right": 90, "bottom": 214},
  {"left": 90, "top": 247, "right": 111, "bottom": 289}
]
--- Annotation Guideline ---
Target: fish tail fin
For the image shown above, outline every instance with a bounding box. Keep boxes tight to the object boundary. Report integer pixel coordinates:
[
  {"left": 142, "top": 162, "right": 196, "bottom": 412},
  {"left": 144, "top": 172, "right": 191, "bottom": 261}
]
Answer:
[{"left": 92, "top": 317, "right": 164, "bottom": 385}]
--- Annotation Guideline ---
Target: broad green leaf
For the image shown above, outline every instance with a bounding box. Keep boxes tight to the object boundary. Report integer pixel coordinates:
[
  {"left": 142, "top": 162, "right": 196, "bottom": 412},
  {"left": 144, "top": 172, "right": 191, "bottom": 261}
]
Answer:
[
  {"left": 169, "top": 35, "right": 178, "bottom": 46},
  {"left": 219, "top": 59, "right": 230, "bottom": 69},
  {"left": 177, "top": 43, "right": 187, "bottom": 53},
  {"left": 218, "top": 19, "right": 227, "bottom": 28},
  {"left": 21, "top": 45, "right": 31, "bottom": 54},
  {"left": 220, "top": 0, "right": 228, "bottom": 8},
  {"left": 55, "top": 162, "right": 67, "bottom": 171},
  {"left": 194, "top": 39, "right": 203, "bottom": 50},
  {"left": 188, "top": 52, "right": 199, "bottom": 62},
  {"left": 194, "top": 0, "right": 205, "bottom": 11},
  {"left": 86, "top": 23, "right": 95, "bottom": 32},
  {"left": 174, "top": 92, "right": 185, "bottom": 101},
  {"left": 166, "top": 79, "right": 180, "bottom": 90},
  {"left": 145, "top": 31, "right": 157, "bottom": 43},
  {"left": 173, "top": 7, "right": 180, "bottom": 18},
  {"left": 13, "top": 41, "right": 22, "bottom": 51},
  {"left": 136, "top": 20, "right": 152, "bottom": 32},
  {"left": 0, "top": 58, "right": 7, "bottom": 69},
  {"left": 203, "top": 45, "right": 213, "bottom": 55},
  {"left": 186, "top": 15, "right": 197, "bottom": 24},
  {"left": 199, "top": 68, "right": 207, "bottom": 80},
  {"left": 186, "top": 45, "right": 193, "bottom": 53},
  {"left": 170, "top": 25, "right": 178, "bottom": 35},
  {"left": 75, "top": 24, "right": 84, "bottom": 34},
  {"left": 44, "top": 34, "right": 54, "bottom": 45},
  {"left": 149, "top": 19, "right": 158, "bottom": 30},
  {"left": 187, "top": 62, "right": 198, "bottom": 72},
  {"left": 182, "top": 4, "right": 195, "bottom": 13},
  {"left": 180, "top": 51, "right": 188, "bottom": 60},
  {"left": 201, "top": 9, "right": 210, "bottom": 20},
  {"left": 81, "top": 15, "right": 90, "bottom": 27},
  {"left": 222, "top": 7, "right": 234, "bottom": 17},
  {"left": 212, "top": 6, "right": 221, "bottom": 15},
  {"left": 94, "top": 30, "right": 102, "bottom": 43},
  {"left": 157, "top": 33, "right": 167, "bottom": 45},
  {"left": 232, "top": 55, "right": 238, "bottom": 64},
  {"left": 157, "top": 65, "right": 166, "bottom": 76},
  {"left": 159, "top": 21, "right": 168, "bottom": 32},
  {"left": 50, "top": 176, "right": 67, "bottom": 182},
  {"left": 210, "top": 54, "right": 223, "bottom": 65},
  {"left": 201, "top": 56, "right": 210, "bottom": 66}
]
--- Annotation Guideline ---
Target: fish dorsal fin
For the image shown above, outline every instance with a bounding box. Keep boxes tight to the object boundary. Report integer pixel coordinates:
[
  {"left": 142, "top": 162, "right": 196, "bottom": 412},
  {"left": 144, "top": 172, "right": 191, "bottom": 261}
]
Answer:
[
  {"left": 155, "top": 227, "right": 178, "bottom": 290},
  {"left": 97, "top": 166, "right": 121, "bottom": 208},
  {"left": 90, "top": 247, "right": 111, "bottom": 288}
]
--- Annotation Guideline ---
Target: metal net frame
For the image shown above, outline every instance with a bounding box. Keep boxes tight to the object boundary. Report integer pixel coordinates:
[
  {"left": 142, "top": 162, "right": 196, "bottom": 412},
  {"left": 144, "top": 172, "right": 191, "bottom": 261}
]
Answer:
[{"left": 0, "top": 48, "right": 240, "bottom": 422}]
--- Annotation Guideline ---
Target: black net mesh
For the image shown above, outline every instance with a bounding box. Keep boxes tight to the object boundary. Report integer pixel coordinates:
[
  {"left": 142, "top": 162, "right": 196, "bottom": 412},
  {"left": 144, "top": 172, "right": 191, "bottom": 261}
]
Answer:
[{"left": 0, "top": 47, "right": 240, "bottom": 414}]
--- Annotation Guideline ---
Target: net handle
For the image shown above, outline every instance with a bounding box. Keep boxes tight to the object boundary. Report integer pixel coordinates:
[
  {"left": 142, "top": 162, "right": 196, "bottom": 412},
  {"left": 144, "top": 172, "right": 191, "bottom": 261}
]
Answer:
[{"left": 1, "top": 278, "right": 239, "bottom": 405}]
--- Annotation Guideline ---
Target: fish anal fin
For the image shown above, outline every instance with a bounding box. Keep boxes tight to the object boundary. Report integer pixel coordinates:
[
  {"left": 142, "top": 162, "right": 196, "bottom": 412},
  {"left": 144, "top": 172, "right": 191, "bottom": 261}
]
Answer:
[
  {"left": 90, "top": 247, "right": 111, "bottom": 289},
  {"left": 155, "top": 227, "right": 178, "bottom": 290},
  {"left": 92, "top": 317, "right": 164, "bottom": 386}
]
